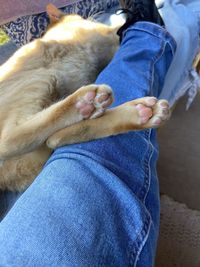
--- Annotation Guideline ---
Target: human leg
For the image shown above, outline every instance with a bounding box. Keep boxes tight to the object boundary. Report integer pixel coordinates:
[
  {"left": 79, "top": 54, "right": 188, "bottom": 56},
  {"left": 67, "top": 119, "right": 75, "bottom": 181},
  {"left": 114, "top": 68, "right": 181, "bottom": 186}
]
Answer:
[{"left": 0, "top": 16, "right": 176, "bottom": 267}]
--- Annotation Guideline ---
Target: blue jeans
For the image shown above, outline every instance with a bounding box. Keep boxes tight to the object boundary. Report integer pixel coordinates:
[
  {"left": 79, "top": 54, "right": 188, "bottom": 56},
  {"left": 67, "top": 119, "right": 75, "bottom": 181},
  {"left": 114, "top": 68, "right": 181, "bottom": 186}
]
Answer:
[{"left": 0, "top": 22, "right": 176, "bottom": 266}]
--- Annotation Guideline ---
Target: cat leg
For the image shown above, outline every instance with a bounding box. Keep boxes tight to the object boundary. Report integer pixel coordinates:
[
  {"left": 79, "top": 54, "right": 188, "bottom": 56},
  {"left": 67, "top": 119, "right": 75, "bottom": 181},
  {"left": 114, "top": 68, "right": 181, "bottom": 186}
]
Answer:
[
  {"left": 46, "top": 96, "right": 170, "bottom": 148},
  {"left": 0, "top": 84, "right": 113, "bottom": 159},
  {"left": 0, "top": 145, "right": 52, "bottom": 191}
]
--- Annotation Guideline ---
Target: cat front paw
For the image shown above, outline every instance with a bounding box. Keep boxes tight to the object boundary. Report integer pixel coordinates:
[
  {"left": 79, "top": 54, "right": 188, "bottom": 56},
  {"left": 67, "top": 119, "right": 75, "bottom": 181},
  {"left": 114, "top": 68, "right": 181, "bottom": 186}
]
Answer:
[
  {"left": 134, "top": 97, "right": 170, "bottom": 128},
  {"left": 135, "top": 97, "right": 157, "bottom": 124},
  {"left": 148, "top": 99, "right": 170, "bottom": 127},
  {"left": 75, "top": 84, "right": 113, "bottom": 119}
]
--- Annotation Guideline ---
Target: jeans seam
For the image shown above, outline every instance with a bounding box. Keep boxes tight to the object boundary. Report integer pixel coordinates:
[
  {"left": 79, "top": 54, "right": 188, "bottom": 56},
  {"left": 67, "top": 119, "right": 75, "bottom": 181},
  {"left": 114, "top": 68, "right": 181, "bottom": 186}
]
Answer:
[
  {"left": 150, "top": 39, "right": 166, "bottom": 94},
  {"left": 132, "top": 34, "right": 168, "bottom": 265},
  {"left": 128, "top": 212, "right": 151, "bottom": 267},
  {"left": 138, "top": 39, "right": 166, "bottom": 202},
  {"left": 137, "top": 130, "right": 153, "bottom": 202}
]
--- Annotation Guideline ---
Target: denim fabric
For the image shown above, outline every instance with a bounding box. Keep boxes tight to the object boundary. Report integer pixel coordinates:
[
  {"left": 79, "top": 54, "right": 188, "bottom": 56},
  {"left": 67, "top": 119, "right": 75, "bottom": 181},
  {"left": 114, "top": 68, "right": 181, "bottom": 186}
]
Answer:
[
  {"left": 0, "top": 23, "right": 176, "bottom": 266},
  {"left": 0, "top": 191, "right": 21, "bottom": 219},
  {"left": 95, "top": 0, "right": 200, "bottom": 108},
  {"left": 158, "top": 0, "right": 200, "bottom": 108}
]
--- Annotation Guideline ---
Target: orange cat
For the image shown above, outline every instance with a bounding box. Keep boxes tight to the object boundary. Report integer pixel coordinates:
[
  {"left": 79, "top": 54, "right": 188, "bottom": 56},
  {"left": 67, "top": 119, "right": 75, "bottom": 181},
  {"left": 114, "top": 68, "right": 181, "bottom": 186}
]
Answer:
[{"left": 0, "top": 4, "right": 170, "bottom": 191}]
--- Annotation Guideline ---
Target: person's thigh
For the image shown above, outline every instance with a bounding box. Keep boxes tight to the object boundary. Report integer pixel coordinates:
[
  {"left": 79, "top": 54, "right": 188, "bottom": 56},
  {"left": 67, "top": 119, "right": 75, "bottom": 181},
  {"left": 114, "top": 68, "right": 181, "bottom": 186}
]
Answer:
[{"left": 0, "top": 22, "right": 176, "bottom": 266}]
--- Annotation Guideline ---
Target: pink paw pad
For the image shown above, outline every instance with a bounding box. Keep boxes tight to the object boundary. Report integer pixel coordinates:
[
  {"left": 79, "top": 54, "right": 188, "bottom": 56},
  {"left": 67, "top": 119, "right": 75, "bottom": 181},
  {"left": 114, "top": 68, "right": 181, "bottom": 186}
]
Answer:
[
  {"left": 136, "top": 104, "right": 153, "bottom": 124},
  {"left": 76, "top": 88, "right": 113, "bottom": 119}
]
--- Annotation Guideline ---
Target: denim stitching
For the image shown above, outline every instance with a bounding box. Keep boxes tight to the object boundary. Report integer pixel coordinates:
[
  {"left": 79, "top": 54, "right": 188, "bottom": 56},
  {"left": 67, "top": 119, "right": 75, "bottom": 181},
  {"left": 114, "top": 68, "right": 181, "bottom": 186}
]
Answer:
[
  {"left": 127, "top": 213, "right": 151, "bottom": 267},
  {"left": 138, "top": 35, "right": 169, "bottom": 202},
  {"left": 130, "top": 32, "right": 172, "bottom": 266}
]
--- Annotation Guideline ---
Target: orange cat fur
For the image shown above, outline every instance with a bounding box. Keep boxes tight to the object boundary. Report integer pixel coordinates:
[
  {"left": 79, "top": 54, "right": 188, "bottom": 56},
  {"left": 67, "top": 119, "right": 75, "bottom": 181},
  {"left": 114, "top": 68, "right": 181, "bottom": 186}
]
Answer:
[{"left": 0, "top": 4, "right": 170, "bottom": 191}]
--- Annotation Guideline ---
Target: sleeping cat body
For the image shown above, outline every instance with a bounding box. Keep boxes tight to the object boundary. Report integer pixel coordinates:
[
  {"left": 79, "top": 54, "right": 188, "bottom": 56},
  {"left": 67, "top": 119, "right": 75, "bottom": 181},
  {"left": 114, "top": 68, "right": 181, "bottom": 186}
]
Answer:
[{"left": 0, "top": 4, "right": 170, "bottom": 191}]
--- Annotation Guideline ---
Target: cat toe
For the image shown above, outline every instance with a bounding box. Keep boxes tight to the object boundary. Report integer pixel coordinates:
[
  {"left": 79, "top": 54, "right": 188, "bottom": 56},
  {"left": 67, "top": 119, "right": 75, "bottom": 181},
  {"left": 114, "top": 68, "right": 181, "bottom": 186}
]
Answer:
[
  {"left": 133, "top": 98, "right": 170, "bottom": 128},
  {"left": 75, "top": 99, "right": 95, "bottom": 119},
  {"left": 76, "top": 84, "right": 113, "bottom": 119},
  {"left": 135, "top": 103, "right": 153, "bottom": 124},
  {"left": 91, "top": 91, "right": 113, "bottom": 118},
  {"left": 149, "top": 100, "right": 170, "bottom": 127}
]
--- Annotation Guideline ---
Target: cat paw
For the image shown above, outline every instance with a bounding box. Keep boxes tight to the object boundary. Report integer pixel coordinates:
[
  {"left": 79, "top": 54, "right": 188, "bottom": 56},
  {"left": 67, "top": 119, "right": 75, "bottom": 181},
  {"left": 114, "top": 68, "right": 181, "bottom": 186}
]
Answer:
[
  {"left": 75, "top": 84, "right": 113, "bottom": 119},
  {"left": 135, "top": 97, "right": 157, "bottom": 124},
  {"left": 148, "top": 99, "right": 170, "bottom": 127},
  {"left": 134, "top": 97, "right": 170, "bottom": 127}
]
